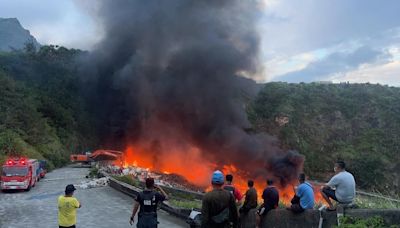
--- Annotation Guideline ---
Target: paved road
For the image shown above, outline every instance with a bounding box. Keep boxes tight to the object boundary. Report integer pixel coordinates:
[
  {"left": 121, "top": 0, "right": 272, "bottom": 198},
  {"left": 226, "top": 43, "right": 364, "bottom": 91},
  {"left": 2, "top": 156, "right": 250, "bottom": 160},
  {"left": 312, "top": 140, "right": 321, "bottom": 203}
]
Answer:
[{"left": 0, "top": 167, "right": 188, "bottom": 228}]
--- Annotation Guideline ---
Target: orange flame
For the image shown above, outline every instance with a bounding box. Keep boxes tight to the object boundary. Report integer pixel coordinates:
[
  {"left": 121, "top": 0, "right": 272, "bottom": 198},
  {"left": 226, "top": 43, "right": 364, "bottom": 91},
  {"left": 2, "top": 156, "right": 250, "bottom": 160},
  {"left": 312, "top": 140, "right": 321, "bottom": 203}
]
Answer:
[{"left": 118, "top": 145, "right": 326, "bottom": 205}]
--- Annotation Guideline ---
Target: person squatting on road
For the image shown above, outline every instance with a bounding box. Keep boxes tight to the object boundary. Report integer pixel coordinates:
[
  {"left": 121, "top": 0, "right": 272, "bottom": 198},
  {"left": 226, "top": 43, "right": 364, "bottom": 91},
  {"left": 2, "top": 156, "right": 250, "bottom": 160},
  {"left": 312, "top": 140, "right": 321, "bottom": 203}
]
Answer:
[
  {"left": 58, "top": 184, "right": 81, "bottom": 228},
  {"left": 201, "top": 170, "right": 239, "bottom": 228},
  {"left": 287, "top": 173, "right": 315, "bottom": 213},
  {"left": 320, "top": 161, "right": 356, "bottom": 210},
  {"left": 130, "top": 177, "right": 169, "bottom": 228}
]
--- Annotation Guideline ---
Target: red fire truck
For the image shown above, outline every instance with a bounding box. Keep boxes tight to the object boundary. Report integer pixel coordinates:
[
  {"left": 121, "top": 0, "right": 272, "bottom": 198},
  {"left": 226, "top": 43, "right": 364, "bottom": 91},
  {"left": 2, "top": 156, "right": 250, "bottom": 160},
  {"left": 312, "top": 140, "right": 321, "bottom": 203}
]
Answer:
[{"left": 0, "top": 157, "right": 39, "bottom": 191}]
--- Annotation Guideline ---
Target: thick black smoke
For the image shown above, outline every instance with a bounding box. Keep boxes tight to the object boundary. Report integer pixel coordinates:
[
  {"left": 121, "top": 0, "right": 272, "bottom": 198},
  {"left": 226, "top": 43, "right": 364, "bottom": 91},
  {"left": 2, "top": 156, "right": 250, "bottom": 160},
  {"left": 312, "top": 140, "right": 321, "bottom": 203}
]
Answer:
[{"left": 81, "top": 0, "right": 303, "bottom": 185}]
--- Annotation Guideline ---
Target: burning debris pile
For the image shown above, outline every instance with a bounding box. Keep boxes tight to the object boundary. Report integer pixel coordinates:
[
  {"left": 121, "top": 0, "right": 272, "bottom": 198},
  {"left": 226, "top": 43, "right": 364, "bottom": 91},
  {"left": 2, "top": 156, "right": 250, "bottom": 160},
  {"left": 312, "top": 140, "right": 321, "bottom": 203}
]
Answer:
[
  {"left": 103, "top": 165, "right": 204, "bottom": 192},
  {"left": 81, "top": 0, "right": 304, "bottom": 188}
]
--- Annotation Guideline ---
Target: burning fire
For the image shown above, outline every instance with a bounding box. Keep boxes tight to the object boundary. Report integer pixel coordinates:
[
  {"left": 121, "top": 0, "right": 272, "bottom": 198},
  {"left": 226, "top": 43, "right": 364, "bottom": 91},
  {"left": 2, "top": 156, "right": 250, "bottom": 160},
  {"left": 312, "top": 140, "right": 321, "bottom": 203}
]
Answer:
[{"left": 117, "top": 145, "right": 325, "bottom": 205}]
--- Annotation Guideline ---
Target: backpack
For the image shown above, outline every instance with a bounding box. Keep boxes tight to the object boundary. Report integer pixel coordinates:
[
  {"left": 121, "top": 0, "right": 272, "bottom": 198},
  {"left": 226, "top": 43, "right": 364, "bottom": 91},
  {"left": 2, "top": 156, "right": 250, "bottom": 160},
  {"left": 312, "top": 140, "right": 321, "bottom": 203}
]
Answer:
[{"left": 223, "top": 185, "right": 235, "bottom": 196}]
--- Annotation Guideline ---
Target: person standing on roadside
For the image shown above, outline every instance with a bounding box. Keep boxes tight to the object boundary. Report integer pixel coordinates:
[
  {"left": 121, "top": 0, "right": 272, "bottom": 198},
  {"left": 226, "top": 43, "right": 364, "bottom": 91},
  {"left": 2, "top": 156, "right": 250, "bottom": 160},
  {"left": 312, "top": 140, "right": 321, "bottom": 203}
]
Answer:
[
  {"left": 224, "top": 174, "right": 244, "bottom": 204},
  {"left": 130, "top": 178, "right": 169, "bottom": 227},
  {"left": 201, "top": 170, "right": 238, "bottom": 228},
  {"left": 58, "top": 184, "right": 81, "bottom": 228}
]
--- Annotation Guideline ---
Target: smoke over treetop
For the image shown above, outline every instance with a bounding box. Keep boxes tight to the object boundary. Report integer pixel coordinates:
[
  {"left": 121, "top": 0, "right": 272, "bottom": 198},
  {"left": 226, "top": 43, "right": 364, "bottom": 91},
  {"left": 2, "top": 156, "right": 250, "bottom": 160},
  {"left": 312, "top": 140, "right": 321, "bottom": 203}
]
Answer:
[{"left": 82, "top": 0, "right": 303, "bottom": 186}]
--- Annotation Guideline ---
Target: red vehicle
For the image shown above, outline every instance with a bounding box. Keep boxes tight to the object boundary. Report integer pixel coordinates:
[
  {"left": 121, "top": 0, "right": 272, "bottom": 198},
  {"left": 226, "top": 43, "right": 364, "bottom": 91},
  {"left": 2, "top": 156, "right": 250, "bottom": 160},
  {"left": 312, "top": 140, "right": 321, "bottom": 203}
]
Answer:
[{"left": 1, "top": 157, "right": 39, "bottom": 191}]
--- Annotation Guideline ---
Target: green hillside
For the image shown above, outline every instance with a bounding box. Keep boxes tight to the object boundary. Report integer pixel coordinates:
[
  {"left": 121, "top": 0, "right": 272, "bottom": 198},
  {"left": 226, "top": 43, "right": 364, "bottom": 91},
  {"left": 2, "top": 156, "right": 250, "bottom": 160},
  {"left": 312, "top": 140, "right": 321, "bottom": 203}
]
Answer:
[
  {"left": 0, "top": 45, "right": 96, "bottom": 169},
  {"left": 1, "top": 46, "right": 399, "bottom": 195},
  {"left": 249, "top": 82, "right": 400, "bottom": 195}
]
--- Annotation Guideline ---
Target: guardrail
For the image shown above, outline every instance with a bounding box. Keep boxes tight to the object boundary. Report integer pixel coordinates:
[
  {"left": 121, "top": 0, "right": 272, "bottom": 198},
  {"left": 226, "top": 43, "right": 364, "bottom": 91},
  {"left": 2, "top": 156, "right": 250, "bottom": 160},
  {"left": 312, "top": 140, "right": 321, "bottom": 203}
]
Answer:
[{"left": 108, "top": 176, "right": 193, "bottom": 220}]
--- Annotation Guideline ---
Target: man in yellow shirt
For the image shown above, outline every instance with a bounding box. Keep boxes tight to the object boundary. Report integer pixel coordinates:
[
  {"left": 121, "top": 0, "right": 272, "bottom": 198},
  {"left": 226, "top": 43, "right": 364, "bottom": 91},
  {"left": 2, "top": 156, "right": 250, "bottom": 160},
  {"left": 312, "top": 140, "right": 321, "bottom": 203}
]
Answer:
[{"left": 58, "top": 184, "right": 81, "bottom": 228}]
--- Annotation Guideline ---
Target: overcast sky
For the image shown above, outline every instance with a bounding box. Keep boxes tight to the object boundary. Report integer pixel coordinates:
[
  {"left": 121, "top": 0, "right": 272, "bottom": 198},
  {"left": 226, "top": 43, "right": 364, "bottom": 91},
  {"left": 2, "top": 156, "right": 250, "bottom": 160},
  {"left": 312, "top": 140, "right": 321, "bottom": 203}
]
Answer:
[{"left": 0, "top": 0, "right": 399, "bottom": 86}]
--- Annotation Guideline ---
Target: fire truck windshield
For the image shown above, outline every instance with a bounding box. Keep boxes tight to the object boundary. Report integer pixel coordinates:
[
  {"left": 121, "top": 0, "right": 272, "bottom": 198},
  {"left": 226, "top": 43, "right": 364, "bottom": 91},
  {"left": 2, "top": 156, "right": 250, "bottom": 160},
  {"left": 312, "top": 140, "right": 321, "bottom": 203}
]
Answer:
[{"left": 2, "top": 166, "right": 29, "bottom": 176}]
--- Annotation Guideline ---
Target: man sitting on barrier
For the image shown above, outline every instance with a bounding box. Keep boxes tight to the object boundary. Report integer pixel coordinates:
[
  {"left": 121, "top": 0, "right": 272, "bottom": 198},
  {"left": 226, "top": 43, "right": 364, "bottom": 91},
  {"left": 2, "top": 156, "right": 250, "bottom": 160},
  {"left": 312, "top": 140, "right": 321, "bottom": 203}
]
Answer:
[
  {"left": 320, "top": 161, "right": 356, "bottom": 210},
  {"left": 256, "top": 179, "right": 279, "bottom": 227},
  {"left": 287, "top": 173, "right": 315, "bottom": 213}
]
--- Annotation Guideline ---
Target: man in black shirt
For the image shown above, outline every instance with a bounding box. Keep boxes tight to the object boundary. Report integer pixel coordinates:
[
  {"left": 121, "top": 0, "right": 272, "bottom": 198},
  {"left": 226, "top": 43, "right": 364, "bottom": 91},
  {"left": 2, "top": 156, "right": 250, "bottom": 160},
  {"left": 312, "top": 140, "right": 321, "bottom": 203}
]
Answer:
[{"left": 130, "top": 178, "right": 169, "bottom": 227}]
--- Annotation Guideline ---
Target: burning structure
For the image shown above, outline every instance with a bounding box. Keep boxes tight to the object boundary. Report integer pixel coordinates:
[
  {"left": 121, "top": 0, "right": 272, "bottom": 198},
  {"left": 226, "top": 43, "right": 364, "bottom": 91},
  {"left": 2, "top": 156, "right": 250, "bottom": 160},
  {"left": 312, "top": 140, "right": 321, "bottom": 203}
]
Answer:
[{"left": 81, "top": 0, "right": 304, "bottom": 196}]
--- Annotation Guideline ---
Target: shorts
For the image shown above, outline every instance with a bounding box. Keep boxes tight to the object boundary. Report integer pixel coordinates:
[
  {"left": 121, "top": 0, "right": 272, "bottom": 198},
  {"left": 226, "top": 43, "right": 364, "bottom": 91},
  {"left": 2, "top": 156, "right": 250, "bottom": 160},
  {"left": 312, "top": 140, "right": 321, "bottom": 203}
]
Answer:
[
  {"left": 59, "top": 226, "right": 75, "bottom": 228},
  {"left": 322, "top": 187, "right": 338, "bottom": 201}
]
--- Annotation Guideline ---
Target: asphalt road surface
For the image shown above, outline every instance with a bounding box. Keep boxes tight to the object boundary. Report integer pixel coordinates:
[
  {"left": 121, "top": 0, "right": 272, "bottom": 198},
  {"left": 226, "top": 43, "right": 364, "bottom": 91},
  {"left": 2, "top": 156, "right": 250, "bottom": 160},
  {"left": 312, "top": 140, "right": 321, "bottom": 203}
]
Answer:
[{"left": 0, "top": 167, "right": 188, "bottom": 228}]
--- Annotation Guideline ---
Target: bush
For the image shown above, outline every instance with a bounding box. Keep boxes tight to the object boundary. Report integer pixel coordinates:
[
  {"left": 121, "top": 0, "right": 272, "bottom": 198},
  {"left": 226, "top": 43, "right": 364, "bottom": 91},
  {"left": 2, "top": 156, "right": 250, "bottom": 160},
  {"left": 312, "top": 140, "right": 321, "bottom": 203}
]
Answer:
[{"left": 337, "top": 216, "right": 397, "bottom": 228}]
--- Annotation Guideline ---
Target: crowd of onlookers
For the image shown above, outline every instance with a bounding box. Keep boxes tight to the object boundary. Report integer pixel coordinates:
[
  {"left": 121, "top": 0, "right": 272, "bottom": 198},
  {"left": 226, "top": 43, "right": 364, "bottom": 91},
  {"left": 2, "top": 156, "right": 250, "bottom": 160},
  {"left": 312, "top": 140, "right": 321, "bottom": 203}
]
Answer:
[
  {"left": 57, "top": 160, "right": 355, "bottom": 228},
  {"left": 201, "top": 160, "right": 356, "bottom": 228}
]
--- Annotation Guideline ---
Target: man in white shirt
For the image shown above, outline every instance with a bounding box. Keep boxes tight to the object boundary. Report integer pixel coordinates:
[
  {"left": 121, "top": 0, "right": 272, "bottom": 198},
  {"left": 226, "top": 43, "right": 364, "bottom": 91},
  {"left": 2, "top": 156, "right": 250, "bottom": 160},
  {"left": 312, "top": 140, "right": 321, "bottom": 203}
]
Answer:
[{"left": 320, "top": 161, "right": 356, "bottom": 210}]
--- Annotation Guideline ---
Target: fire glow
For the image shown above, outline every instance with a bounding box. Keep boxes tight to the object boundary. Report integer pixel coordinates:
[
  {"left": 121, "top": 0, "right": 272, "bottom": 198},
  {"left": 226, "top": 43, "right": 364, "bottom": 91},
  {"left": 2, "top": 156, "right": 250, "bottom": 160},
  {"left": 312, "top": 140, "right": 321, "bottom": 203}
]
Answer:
[{"left": 117, "top": 146, "right": 325, "bottom": 205}]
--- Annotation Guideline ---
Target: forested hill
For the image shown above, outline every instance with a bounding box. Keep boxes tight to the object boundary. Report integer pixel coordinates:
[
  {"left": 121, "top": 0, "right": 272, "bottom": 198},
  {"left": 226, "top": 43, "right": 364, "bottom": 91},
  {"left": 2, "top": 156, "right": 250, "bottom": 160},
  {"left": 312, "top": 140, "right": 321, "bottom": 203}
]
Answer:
[
  {"left": 0, "top": 46, "right": 96, "bottom": 169},
  {"left": 0, "top": 45, "right": 399, "bottom": 195},
  {"left": 248, "top": 82, "right": 400, "bottom": 194}
]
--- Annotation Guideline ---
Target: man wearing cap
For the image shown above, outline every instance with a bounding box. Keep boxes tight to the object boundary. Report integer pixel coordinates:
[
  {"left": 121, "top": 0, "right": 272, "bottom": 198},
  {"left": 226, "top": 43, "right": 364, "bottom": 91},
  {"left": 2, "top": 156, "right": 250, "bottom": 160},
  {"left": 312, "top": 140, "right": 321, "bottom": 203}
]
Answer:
[
  {"left": 58, "top": 184, "right": 81, "bottom": 228},
  {"left": 201, "top": 170, "right": 238, "bottom": 228},
  {"left": 130, "top": 178, "right": 168, "bottom": 227}
]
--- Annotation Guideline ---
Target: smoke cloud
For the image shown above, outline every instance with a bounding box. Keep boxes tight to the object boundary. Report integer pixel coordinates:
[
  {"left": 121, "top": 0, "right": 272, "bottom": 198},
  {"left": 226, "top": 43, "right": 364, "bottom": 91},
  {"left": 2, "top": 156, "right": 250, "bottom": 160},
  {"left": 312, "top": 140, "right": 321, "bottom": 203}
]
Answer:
[{"left": 81, "top": 0, "right": 303, "bottom": 186}]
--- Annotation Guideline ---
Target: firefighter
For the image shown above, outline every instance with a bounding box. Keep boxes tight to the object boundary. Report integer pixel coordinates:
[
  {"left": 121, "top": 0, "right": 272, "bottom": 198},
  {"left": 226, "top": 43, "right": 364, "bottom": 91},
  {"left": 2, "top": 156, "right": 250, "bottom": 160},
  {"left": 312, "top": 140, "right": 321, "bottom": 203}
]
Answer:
[
  {"left": 201, "top": 170, "right": 238, "bottom": 228},
  {"left": 58, "top": 184, "right": 81, "bottom": 228},
  {"left": 130, "top": 178, "right": 168, "bottom": 227}
]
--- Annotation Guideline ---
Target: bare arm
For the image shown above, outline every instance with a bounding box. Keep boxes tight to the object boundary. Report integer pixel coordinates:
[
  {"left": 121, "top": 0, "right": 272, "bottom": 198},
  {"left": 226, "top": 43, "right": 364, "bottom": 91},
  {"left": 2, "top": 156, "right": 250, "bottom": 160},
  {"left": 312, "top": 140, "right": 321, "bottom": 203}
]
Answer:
[
  {"left": 130, "top": 201, "right": 140, "bottom": 225},
  {"left": 155, "top": 185, "right": 169, "bottom": 200},
  {"left": 132, "top": 201, "right": 140, "bottom": 217}
]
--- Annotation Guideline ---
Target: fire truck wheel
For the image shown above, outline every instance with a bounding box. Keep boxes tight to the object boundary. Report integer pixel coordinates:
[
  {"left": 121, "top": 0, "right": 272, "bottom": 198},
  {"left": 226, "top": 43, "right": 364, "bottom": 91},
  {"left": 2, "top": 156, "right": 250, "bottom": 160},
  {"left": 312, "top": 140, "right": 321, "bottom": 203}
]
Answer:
[{"left": 26, "top": 184, "right": 31, "bottom": 191}]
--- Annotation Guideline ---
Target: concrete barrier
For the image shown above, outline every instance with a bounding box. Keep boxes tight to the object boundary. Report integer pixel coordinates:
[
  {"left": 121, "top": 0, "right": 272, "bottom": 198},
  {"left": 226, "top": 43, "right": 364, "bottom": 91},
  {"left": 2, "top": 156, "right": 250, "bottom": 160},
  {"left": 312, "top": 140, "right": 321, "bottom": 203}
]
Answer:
[
  {"left": 108, "top": 175, "right": 400, "bottom": 227},
  {"left": 261, "top": 208, "right": 400, "bottom": 228}
]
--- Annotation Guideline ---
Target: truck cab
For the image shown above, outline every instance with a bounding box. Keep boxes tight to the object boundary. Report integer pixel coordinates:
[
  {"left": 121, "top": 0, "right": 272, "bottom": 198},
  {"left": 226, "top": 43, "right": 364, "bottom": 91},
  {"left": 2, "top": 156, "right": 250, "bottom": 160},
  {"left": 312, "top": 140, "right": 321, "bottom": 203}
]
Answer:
[{"left": 1, "top": 158, "right": 39, "bottom": 191}]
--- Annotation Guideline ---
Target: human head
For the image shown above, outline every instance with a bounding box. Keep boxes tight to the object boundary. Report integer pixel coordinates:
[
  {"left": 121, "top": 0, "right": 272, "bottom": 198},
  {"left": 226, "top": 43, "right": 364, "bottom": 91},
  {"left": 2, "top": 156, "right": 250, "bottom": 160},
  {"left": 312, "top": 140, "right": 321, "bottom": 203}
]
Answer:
[
  {"left": 145, "top": 177, "right": 155, "bottom": 189},
  {"left": 211, "top": 170, "right": 224, "bottom": 186},
  {"left": 266, "top": 179, "right": 274, "bottom": 186},
  {"left": 298, "top": 173, "right": 306, "bottom": 183},
  {"left": 226, "top": 174, "right": 233, "bottom": 183},
  {"left": 334, "top": 161, "right": 346, "bottom": 173},
  {"left": 248, "top": 180, "right": 254, "bottom": 188},
  {"left": 65, "top": 184, "right": 76, "bottom": 195}
]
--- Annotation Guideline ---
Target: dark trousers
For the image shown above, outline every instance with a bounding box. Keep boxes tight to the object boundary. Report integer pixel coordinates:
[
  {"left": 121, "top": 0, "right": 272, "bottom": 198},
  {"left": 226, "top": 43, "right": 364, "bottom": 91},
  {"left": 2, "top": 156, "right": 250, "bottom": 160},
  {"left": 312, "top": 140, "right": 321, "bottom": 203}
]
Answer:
[
  {"left": 290, "top": 195, "right": 305, "bottom": 213},
  {"left": 59, "top": 225, "right": 76, "bottom": 228},
  {"left": 137, "top": 213, "right": 158, "bottom": 228}
]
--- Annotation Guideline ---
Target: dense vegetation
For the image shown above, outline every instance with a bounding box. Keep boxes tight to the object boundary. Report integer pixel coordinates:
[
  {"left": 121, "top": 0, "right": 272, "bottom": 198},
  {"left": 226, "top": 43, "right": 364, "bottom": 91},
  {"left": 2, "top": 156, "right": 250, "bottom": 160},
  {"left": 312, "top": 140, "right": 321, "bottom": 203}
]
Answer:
[
  {"left": 0, "top": 45, "right": 96, "bottom": 169},
  {"left": 1, "top": 45, "right": 399, "bottom": 195},
  {"left": 248, "top": 82, "right": 400, "bottom": 195}
]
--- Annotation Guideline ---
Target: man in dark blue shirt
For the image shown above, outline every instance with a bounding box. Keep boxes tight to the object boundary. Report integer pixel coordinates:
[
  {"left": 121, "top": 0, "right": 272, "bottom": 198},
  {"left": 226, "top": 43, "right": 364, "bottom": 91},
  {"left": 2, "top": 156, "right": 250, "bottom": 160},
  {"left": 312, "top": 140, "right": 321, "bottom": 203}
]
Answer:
[{"left": 256, "top": 179, "right": 279, "bottom": 226}]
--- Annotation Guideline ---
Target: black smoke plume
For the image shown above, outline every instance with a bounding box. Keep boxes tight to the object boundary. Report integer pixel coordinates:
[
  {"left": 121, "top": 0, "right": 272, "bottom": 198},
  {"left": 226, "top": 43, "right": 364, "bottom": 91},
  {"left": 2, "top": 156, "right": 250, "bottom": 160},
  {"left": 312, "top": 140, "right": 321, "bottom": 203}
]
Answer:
[{"left": 81, "top": 0, "right": 303, "bottom": 185}]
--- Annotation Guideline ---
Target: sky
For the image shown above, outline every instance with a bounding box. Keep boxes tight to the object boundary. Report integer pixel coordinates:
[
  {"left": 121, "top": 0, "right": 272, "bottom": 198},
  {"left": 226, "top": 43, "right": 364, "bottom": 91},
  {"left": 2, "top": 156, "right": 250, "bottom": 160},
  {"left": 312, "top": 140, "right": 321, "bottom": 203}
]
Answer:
[{"left": 0, "top": 0, "right": 399, "bottom": 86}]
